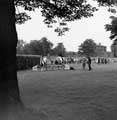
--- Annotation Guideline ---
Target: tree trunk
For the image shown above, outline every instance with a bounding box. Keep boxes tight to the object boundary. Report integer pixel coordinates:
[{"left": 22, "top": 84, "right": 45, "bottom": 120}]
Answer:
[{"left": 0, "top": 0, "right": 22, "bottom": 114}]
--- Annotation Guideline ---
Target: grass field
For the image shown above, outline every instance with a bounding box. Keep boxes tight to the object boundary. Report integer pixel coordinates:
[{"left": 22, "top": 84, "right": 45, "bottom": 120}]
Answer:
[{"left": 17, "top": 63, "right": 117, "bottom": 120}]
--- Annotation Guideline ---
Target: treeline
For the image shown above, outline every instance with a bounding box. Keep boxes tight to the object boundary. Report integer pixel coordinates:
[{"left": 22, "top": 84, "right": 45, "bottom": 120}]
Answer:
[{"left": 17, "top": 37, "right": 66, "bottom": 56}]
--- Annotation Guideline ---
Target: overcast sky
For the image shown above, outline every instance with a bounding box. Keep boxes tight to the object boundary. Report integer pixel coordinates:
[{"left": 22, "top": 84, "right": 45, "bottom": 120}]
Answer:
[{"left": 16, "top": 2, "right": 115, "bottom": 52}]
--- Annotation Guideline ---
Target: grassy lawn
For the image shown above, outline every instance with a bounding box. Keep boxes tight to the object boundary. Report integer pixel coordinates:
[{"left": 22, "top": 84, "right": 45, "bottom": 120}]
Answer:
[{"left": 18, "top": 63, "right": 117, "bottom": 120}]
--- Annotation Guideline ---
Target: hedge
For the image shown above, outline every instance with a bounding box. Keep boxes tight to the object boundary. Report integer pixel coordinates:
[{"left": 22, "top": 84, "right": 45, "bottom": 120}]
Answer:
[{"left": 17, "top": 54, "right": 41, "bottom": 70}]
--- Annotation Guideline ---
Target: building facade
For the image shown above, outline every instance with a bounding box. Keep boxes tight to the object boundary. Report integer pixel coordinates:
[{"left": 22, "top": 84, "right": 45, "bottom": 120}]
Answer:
[
  {"left": 95, "top": 43, "right": 107, "bottom": 57},
  {"left": 111, "top": 39, "right": 117, "bottom": 57}
]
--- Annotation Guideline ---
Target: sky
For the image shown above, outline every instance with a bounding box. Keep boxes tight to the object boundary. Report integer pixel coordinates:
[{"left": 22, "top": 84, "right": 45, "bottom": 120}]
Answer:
[{"left": 16, "top": 2, "right": 115, "bottom": 52}]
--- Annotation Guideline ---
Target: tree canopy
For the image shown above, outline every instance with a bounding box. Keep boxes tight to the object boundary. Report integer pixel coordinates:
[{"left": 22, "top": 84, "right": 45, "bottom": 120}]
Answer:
[
  {"left": 14, "top": 0, "right": 117, "bottom": 36},
  {"left": 95, "top": 0, "right": 117, "bottom": 6},
  {"left": 17, "top": 37, "right": 54, "bottom": 55},
  {"left": 53, "top": 42, "right": 66, "bottom": 56},
  {"left": 15, "top": 0, "right": 98, "bottom": 36},
  {"left": 105, "top": 16, "right": 117, "bottom": 41},
  {"left": 17, "top": 38, "right": 68, "bottom": 56},
  {"left": 78, "top": 39, "right": 97, "bottom": 56}
]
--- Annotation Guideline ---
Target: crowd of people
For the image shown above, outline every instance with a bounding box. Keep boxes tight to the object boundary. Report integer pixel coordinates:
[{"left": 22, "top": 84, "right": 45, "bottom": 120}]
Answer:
[
  {"left": 39, "top": 55, "right": 93, "bottom": 71},
  {"left": 32, "top": 55, "right": 112, "bottom": 71},
  {"left": 95, "top": 57, "right": 109, "bottom": 64}
]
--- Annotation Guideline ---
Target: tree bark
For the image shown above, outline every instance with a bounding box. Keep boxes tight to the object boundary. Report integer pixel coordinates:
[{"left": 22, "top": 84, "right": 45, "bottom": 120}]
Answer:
[{"left": 0, "top": 0, "right": 22, "bottom": 114}]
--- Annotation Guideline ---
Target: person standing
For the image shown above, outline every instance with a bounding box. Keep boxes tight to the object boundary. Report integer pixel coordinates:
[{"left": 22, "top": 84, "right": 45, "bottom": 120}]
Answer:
[
  {"left": 87, "top": 56, "right": 92, "bottom": 71},
  {"left": 82, "top": 57, "right": 87, "bottom": 70}
]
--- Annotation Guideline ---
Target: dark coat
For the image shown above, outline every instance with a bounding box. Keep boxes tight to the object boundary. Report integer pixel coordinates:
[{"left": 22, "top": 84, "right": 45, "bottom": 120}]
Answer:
[{"left": 87, "top": 57, "right": 91, "bottom": 64}]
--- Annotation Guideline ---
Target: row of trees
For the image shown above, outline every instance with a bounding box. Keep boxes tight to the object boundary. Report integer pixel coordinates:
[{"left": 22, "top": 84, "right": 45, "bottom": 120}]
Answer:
[
  {"left": 17, "top": 37, "right": 66, "bottom": 56},
  {"left": 18, "top": 37, "right": 107, "bottom": 58}
]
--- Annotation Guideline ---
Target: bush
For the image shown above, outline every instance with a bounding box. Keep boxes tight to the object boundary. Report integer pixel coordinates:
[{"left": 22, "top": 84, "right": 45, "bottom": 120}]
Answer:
[{"left": 17, "top": 54, "right": 41, "bottom": 71}]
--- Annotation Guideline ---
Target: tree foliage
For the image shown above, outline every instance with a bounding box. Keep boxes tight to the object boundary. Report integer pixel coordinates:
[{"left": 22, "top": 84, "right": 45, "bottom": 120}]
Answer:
[
  {"left": 53, "top": 42, "right": 66, "bottom": 56},
  {"left": 17, "top": 39, "right": 26, "bottom": 54},
  {"left": 14, "top": 0, "right": 97, "bottom": 36},
  {"left": 17, "top": 38, "right": 67, "bottom": 56},
  {"left": 39, "top": 37, "right": 53, "bottom": 55},
  {"left": 95, "top": 0, "right": 117, "bottom": 6},
  {"left": 18, "top": 37, "right": 53, "bottom": 55},
  {"left": 78, "top": 39, "right": 97, "bottom": 56},
  {"left": 105, "top": 16, "right": 117, "bottom": 41}
]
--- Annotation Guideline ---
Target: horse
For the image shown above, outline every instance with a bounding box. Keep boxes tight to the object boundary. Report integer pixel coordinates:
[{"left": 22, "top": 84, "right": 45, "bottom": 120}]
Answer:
[{"left": 40, "top": 56, "right": 52, "bottom": 70}]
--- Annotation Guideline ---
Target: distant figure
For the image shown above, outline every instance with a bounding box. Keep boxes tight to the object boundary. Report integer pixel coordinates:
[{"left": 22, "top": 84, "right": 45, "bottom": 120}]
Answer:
[
  {"left": 104, "top": 58, "right": 107, "bottom": 64},
  {"left": 82, "top": 57, "right": 87, "bottom": 70},
  {"left": 97, "top": 58, "right": 100, "bottom": 64},
  {"left": 87, "top": 56, "right": 92, "bottom": 71},
  {"left": 40, "top": 56, "right": 46, "bottom": 71}
]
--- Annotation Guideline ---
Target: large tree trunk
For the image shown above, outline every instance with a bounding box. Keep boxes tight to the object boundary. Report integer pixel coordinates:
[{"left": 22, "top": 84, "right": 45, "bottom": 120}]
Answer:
[{"left": 0, "top": 0, "right": 22, "bottom": 115}]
